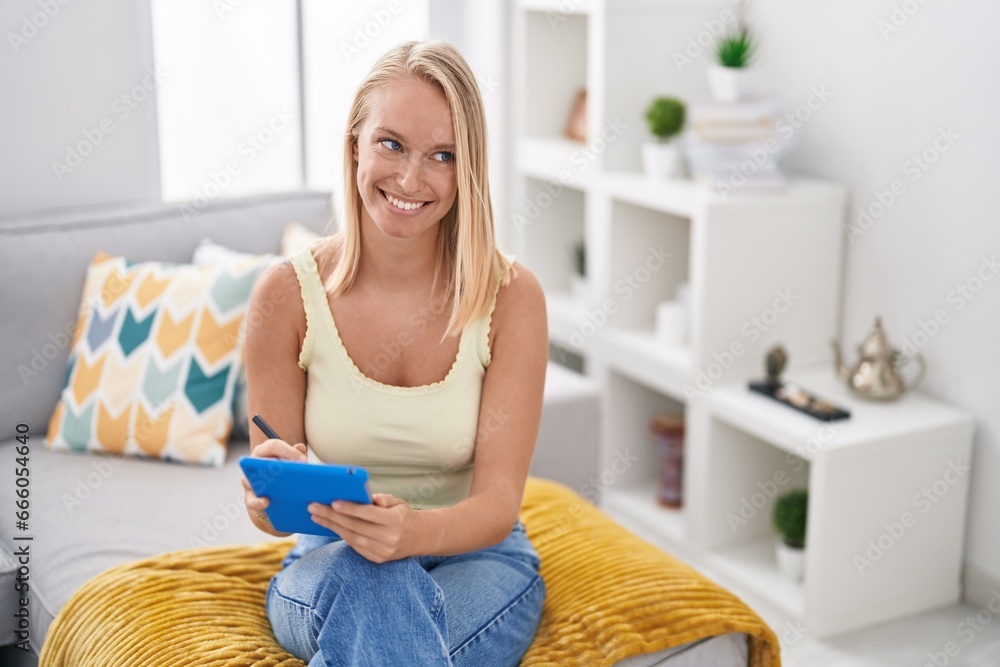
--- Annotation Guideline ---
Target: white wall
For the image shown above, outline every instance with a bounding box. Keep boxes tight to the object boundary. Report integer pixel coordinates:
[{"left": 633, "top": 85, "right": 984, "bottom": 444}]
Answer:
[
  {"left": 742, "top": 0, "right": 1000, "bottom": 596},
  {"left": 0, "top": 0, "right": 161, "bottom": 219}
]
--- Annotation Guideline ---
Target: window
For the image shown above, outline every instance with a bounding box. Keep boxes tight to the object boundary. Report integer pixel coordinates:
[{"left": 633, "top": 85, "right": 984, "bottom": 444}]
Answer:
[
  {"left": 151, "top": 0, "right": 302, "bottom": 204},
  {"left": 151, "top": 0, "right": 429, "bottom": 207}
]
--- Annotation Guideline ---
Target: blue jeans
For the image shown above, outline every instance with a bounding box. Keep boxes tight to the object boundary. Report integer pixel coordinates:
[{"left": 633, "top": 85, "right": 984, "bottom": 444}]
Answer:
[{"left": 265, "top": 519, "right": 546, "bottom": 667}]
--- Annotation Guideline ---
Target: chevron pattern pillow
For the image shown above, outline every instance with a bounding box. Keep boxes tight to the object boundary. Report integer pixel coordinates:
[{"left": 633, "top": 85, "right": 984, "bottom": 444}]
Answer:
[{"left": 45, "top": 250, "right": 272, "bottom": 466}]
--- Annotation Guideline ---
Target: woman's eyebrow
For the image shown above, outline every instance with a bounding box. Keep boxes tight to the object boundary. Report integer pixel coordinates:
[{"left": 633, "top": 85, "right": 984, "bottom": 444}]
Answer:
[{"left": 374, "top": 126, "right": 455, "bottom": 151}]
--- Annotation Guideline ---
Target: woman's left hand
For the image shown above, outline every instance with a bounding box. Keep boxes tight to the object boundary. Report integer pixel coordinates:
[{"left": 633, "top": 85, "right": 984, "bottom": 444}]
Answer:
[{"left": 308, "top": 493, "right": 420, "bottom": 563}]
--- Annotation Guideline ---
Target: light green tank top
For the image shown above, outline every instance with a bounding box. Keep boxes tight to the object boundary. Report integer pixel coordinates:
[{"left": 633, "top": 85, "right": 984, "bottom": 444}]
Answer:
[{"left": 288, "top": 244, "right": 506, "bottom": 510}]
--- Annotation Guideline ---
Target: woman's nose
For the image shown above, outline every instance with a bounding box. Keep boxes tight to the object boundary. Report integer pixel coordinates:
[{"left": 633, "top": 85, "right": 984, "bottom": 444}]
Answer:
[{"left": 395, "top": 154, "right": 425, "bottom": 192}]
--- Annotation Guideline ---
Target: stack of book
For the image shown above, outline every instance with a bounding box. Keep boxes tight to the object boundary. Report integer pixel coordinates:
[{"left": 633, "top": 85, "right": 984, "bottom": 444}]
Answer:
[{"left": 682, "top": 97, "right": 788, "bottom": 193}]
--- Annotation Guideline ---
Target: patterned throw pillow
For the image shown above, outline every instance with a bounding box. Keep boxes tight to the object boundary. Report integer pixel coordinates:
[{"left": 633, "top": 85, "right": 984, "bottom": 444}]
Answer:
[
  {"left": 45, "top": 251, "right": 272, "bottom": 466},
  {"left": 192, "top": 240, "right": 282, "bottom": 441}
]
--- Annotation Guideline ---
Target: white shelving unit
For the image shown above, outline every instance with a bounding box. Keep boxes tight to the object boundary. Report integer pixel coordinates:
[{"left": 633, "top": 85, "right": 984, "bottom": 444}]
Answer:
[
  {"left": 507, "top": 0, "right": 846, "bottom": 370},
  {"left": 502, "top": 0, "right": 980, "bottom": 641},
  {"left": 686, "top": 365, "right": 975, "bottom": 637},
  {"left": 509, "top": 0, "right": 848, "bottom": 508}
]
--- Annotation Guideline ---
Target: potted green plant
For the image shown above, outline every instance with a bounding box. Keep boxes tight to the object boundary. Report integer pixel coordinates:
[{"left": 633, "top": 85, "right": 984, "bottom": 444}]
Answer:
[
  {"left": 642, "top": 96, "right": 686, "bottom": 180},
  {"left": 708, "top": 24, "right": 758, "bottom": 103},
  {"left": 772, "top": 489, "right": 807, "bottom": 580}
]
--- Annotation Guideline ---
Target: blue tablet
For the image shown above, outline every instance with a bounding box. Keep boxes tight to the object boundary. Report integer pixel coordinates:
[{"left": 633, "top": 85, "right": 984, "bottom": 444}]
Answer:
[{"left": 239, "top": 456, "right": 371, "bottom": 538}]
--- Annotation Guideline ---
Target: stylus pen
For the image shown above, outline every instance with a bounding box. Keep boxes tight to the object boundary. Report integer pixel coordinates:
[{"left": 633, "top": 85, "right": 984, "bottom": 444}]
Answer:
[
  {"left": 252, "top": 415, "right": 309, "bottom": 461},
  {"left": 252, "top": 414, "right": 281, "bottom": 440}
]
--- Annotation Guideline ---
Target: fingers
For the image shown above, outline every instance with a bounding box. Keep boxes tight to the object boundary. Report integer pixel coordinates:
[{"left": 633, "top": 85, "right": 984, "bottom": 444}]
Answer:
[
  {"left": 247, "top": 492, "right": 269, "bottom": 513},
  {"left": 251, "top": 438, "right": 308, "bottom": 462},
  {"left": 243, "top": 438, "right": 308, "bottom": 519},
  {"left": 373, "top": 493, "right": 406, "bottom": 507}
]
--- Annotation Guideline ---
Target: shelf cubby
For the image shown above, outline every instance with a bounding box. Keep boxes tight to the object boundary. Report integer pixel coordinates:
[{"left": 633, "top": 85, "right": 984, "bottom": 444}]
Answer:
[
  {"left": 518, "top": 9, "right": 587, "bottom": 141},
  {"left": 596, "top": 370, "right": 687, "bottom": 542},
  {"left": 603, "top": 198, "right": 690, "bottom": 330},
  {"left": 514, "top": 176, "right": 585, "bottom": 294}
]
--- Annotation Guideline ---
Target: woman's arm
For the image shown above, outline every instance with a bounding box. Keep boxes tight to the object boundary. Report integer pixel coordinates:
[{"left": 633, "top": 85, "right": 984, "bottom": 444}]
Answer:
[
  {"left": 242, "top": 259, "right": 310, "bottom": 537},
  {"left": 417, "top": 263, "right": 549, "bottom": 555}
]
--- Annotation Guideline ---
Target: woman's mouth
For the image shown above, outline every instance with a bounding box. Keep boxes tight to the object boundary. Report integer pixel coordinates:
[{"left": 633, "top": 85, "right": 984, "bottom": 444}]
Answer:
[{"left": 379, "top": 189, "right": 428, "bottom": 212}]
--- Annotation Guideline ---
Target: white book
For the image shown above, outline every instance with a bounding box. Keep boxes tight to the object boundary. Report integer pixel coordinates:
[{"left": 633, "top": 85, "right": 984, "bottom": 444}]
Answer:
[{"left": 686, "top": 97, "right": 782, "bottom": 124}]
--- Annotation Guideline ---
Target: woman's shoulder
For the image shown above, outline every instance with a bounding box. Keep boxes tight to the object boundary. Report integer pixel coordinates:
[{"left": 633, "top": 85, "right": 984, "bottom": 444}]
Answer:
[
  {"left": 250, "top": 236, "right": 340, "bottom": 347},
  {"left": 487, "top": 259, "right": 546, "bottom": 347}
]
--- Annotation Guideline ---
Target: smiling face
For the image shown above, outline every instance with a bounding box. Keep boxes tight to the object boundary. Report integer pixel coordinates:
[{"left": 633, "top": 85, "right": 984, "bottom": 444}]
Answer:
[{"left": 352, "top": 75, "right": 458, "bottom": 241}]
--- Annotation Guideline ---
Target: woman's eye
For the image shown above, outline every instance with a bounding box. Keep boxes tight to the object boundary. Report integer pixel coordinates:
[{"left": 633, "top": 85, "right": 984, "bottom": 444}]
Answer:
[
  {"left": 434, "top": 151, "right": 454, "bottom": 163},
  {"left": 380, "top": 139, "right": 402, "bottom": 152}
]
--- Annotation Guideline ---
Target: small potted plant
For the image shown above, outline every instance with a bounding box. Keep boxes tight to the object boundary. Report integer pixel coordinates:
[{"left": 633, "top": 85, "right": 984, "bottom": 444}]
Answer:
[
  {"left": 708, "top": 24, "right": 758, "bottom": 103},
  {"left": 642, "top": 96, "right": 686, "bottom": 180},
  {"left": 772, "top": 489, "right": 807, "bottom": 580},
  {"left": 570, "top": 241, "right": 588, "bottom": 303}
]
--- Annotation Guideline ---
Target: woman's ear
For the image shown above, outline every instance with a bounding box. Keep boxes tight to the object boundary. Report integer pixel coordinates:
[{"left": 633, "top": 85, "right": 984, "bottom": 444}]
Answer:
[{"left": 353, "top": 140, "right": 359, "bottom": 162}]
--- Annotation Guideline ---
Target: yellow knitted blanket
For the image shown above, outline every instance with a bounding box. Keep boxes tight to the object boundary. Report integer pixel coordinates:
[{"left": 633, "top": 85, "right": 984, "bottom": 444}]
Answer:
[{"left": 40, "top": 478, "right": 780, "bottom": 666}]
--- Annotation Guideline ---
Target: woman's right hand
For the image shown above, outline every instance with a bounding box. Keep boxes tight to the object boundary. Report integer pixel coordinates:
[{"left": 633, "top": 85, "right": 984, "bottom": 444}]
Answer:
[{"left": 242, "top": 439, "right": 308, "bottom": 522}]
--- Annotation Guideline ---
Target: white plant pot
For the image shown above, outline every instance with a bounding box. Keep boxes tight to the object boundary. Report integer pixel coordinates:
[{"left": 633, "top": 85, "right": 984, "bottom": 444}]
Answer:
[
  {"left": 641, "top": 142, "right": 684, "bottom": 180},
  {"left": 707, "top": 64, "right": 755, "bottom": 103},
  {"left": 775, "top": 541, "right": 805, "bottom": 581}
]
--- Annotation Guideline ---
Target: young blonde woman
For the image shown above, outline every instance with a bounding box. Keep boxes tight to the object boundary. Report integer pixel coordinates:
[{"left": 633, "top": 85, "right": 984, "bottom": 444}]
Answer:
[{"left": 241, "top": 40, "right": 548, "bottom": 666}]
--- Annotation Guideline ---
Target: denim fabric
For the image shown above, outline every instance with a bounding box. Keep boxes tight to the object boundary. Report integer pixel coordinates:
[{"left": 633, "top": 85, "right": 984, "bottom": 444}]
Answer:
[{"left": 265, "top": 519, "right": 545, "bottom": 667}]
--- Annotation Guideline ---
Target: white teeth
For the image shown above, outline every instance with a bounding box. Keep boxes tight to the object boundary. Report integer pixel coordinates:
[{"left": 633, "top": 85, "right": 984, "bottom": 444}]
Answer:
[{"left": 384, "top": 191, "right": 426, "bottom": 211}]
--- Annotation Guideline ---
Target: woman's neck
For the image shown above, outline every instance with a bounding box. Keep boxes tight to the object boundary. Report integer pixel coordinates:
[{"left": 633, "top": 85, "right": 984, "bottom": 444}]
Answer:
[{"left": 356, "top": 220, "right": 445, "bottom": 300}]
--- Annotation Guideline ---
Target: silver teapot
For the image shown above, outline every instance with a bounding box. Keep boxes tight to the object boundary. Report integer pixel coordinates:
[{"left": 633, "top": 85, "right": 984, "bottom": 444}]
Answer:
[{"left": 831, "top": 317, "right": 925, "bottom": 401}]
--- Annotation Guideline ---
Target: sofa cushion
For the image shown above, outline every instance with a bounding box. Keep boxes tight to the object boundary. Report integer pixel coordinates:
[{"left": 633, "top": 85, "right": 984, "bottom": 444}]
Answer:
[
  {"left": 44, "top": 251, "right": 274, "bottom": 466},
  {"left": 0, "top": 190, "right": 334, "bottom": 441},
  {"left": 36, "top": 478, "right": 779, "bottom": 667}
]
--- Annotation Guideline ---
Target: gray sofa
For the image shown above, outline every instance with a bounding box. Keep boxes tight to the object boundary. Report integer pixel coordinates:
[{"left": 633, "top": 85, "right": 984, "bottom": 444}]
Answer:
[{"left": 0, "top": 190, "right": 604, "bottom": 664}]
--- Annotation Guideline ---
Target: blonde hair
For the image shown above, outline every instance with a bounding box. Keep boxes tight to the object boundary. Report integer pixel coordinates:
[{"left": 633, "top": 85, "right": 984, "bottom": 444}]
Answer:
[{"left": 324, "top": 39, "right": 516, "bottom": 341}]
